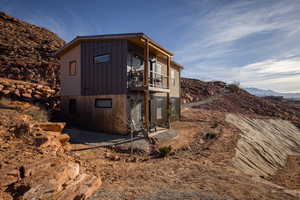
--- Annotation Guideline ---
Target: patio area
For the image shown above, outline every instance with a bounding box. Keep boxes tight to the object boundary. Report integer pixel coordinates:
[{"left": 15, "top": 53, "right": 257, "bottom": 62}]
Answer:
[{"left": 63, "top": 127, "right": 178, "bottom": 153}]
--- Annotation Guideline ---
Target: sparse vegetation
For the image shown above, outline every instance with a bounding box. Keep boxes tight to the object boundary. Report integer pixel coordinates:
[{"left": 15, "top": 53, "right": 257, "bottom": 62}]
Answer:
[
  {"left": 13, "top": 122, "right": 30, "bottom": 138},
  {"left": 23, "top": 107, "right": 49, "bottom": 122},
  {"left": 0, "top": 98, "right": 49, "bottom": 122},
  {"left": 211, "top": 120, "right": 219, "bottom": 128},
  {"left": 204, "top": 132, "right": 217, "bottom": 140},
  {"left": 159, "top": 145, "right": 172, "bottom": 157}
]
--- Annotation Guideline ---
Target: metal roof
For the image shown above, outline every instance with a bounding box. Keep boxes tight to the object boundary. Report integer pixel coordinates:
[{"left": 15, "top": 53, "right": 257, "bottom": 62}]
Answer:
[{"left": 55, "top": 32, "right": 174, "bottom": 57}]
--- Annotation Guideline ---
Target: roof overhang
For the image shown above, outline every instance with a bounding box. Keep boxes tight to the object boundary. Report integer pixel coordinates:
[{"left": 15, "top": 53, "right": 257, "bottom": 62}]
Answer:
[
  {"left": 171, "top": 60, "right": 184, "bottom": 70},
  {"left": 55, "top": 33, "right": 173, "bottom": 58}
]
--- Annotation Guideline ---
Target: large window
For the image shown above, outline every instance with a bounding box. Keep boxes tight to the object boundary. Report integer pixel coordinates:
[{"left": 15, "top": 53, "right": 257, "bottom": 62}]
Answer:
[
  {"left": 69, "top": 61, "right": 77, "bottom": 76},
  {"left": 171, "top": 69, "right": 176, "bottom": 86},
  {"left": 156, "top": 99, "right": 163, "bottom": 120},
  {"left": 94, "top": 54, "right": 111, "bottom": 64},
  {"left": 95, "top": 98, "right": 112, "bottom": 108},
  {"left": 127, "top": 53, "right": 144, "bottom": 69}
]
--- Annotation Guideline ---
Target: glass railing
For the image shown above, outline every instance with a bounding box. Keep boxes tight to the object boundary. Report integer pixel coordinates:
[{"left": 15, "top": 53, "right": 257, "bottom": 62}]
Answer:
[{"left": 127, "top": 71, "right": 168, "bottom": 89}]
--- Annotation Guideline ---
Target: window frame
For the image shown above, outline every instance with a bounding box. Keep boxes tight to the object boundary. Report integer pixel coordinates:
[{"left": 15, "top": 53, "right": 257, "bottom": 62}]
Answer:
[
  {"left": 95, "top": 98, "right": 112, "bottom": 108},
  {"left": 69, "top": 60, "right": 77, "bottom": 76},
  {"left": 94, "top": 54, "right": 111, "bottom": 64},
  {"left": 171, "top": 69, "right": 176, "bottom": 86}
]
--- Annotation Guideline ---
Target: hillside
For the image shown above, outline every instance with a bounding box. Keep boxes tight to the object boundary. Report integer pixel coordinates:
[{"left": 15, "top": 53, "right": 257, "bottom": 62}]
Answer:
[
  {"left": 181, "top": 77, "right": 300, "bottom": 128},
  {"left": 0, "top": 12, "right": 64, "bottom": 89},
  {"left": 0, "top": 13, "right": 101, "bottom": 199}
]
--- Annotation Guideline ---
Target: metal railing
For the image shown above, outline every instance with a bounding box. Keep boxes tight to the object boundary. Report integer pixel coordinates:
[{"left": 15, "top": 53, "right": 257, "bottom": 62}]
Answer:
[{"left": 127, "top": 71, "right": 168, "bottom": 89}]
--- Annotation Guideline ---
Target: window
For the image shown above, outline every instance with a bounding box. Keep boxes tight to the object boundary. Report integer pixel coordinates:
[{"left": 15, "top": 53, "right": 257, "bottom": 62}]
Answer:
[
  {"left": 157, "top": 99, "right": 163, "bottom": 120},
  {"left": 69, "top": 61, "right": 77, "bottom": 76},
  {"left": 95, "top": 98, "right": 112, "bottom": 108},
  {"left": 94, "top": 54, "right": 111, "bottom": 64},
  {"left": 69, "top": 99, "right": 76, "bottom": 114},
  {"left": 171, "top": 69, "right": 176, "bottom": 86},
  {"left": 155, "top": 63, "right": 162, "bottom": 74},
  {"left": 127, "top": 53, "right": 143, "bottom": 69}
]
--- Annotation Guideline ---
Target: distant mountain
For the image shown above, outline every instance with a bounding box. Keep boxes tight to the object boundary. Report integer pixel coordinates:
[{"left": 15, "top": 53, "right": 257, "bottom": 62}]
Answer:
[{"left": 244, "top": 87, "right": 300, "bottom": 99}]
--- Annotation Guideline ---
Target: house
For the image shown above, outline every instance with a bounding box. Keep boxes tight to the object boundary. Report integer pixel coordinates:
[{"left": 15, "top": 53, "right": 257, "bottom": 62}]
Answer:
[{"left": 56, "top": 33, "right": 183, "bottom": 135}]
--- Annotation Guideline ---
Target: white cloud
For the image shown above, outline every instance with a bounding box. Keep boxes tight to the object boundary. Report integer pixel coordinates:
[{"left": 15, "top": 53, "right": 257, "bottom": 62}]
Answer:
[
  {"left": 183, "top": 56, "right": 300, "bottom": 93},
  {"left": 236, "top": 57, "right": 300, "bottom": 93},
  {"left": 176, "top": 0, "right": 300, "bottom": 93}
]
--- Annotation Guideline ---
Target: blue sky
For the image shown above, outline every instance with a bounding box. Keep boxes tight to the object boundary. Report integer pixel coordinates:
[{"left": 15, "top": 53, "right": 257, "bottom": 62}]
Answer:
[{"left": 2, "top": 0, "right": 300, "bottom": 93}]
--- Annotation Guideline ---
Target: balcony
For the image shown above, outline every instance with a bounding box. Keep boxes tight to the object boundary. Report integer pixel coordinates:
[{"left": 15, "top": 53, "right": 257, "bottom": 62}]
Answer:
[{"left": 127, "top": 70, "right": 170, "bottom": 93}]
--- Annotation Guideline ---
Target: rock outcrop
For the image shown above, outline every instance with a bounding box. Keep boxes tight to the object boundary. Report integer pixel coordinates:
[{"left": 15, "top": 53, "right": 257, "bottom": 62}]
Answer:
[
  {"left": 226, "top": 114, "right": 300, "bottom": 177},
  {"left": 181, "top": 78, "right": 226, "bottom": 104},
  {"left": 0, "top": 12, "right": 65, "bottom": 89},
  {"left": 0, "top": 77, "right": 59, "bottom": 112},
  {"left": 0, "top": 104, "right": 101, "bottom": 200},
  {"left": 182, "top": 78, "right": 300, "bottom": 128}
]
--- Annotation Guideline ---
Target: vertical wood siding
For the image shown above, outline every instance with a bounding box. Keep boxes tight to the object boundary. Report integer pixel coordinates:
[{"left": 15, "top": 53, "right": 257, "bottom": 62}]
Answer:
[
  {"left": 61, "top": 95, "right": 128, "bottom": 134},
  {"left": 81, "top": 40, "right": 128, "bottom": 95}
]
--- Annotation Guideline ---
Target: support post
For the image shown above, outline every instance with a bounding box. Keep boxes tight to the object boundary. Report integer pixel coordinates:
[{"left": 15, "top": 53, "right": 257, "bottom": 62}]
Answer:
[
  {"left": 143, "top": 39, "right": 150, "bottom": 135},
  {"left": 166, "top": 56, "right": 171, "bottom": 127},
  {"left": 167, "top": 56, "right": 170, "bottom": 89},
  {"left": 144, "top": 39, "right": 149, "bottom": 87}
]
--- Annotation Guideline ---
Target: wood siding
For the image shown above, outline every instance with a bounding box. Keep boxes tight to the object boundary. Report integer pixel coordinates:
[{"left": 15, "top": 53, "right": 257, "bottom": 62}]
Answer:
[
  {"left": 81, "top": 40, "right": 128, "bottom": 95},
  {"left": 61, "top": 94, "right": 128, "bottom": 134},
  {"left": 59, "top": 44, "right": 81, "bottom": 96},
  {"left": 169, "top": 66, "right": 180, "bottom": 97}
]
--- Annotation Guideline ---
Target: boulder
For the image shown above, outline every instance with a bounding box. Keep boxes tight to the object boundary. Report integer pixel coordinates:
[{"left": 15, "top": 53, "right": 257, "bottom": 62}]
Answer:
[
  {"left": 54, "top": 174, "right": 102, "bottom": 200},
  {"left": 0, "top": 169, "right": 19, "bottom": 187},
  {"left": 14, "top": 89, "right": 20, "bottom": 97},
  {"left": 2, "top": 89, "right": 10, "bottom": 95},
  {"left": 22, "top": 93, "right": 32, "bottom": 98},
  {"left": 33, "top": 94, "right": 41, "bottom": 99},
  {"left": 36, "top": 122, "right": 65, "bottom": 132},
  {"left": 22, "top": 159, "right": 81, "bottom": 200},
  {"left": 16, "top": 84, "right": 25, "bottom": 89}
]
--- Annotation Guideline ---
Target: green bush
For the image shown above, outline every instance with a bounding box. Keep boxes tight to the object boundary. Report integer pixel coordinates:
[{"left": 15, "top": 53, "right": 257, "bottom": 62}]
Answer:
[
  {"left": 159, "top": 145, "right": 172, "bottom": 157},
  {"left": 204, "top": 132, "right": 217, "bottom": 140}
]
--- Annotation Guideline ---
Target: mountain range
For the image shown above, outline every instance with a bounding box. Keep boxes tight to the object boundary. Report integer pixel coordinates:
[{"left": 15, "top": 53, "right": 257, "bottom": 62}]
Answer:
[{"left": 244, "top": 87, "right": 300, "bottom": 99}]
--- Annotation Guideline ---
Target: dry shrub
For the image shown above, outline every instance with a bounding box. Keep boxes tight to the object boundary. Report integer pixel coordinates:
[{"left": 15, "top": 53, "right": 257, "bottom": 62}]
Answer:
[
  {"left": 0, "top": 98, "right": 49, "bottom": 121},
  {"left": 14, "top": 122, "right": 30, "bottom": 138},
  {"left": 22, "top": 107, "right": 49, "bottom": 122}
]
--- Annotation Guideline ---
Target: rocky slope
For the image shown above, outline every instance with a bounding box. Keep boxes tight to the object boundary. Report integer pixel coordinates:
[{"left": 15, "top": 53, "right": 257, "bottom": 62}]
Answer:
[
  {"left": 0, "top": 12, "right": 64, "bottom": 89},
  {"left": 181, "top": 78, "right": 300, "bottom": 128},
  {"left": 0, "top": 100, "right": 101, "bottom": 200},
  {"left": 226, "top": 114, "right": 300, "bottom": 178},
  {"left": 181, "top": 78, "right": 226, "bottom": 104}
]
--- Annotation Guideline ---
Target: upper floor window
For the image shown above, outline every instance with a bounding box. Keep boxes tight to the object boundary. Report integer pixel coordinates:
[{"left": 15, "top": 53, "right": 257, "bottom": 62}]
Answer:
[
  {"left": 94, "top": 54, "right": 111, "bottom": 64},
  {"left": 127, "top": 53, "right": 144, "bottom": 69},
  {"left": 171, "top": 69, "right": 176, "bottom": 86},
  {"left": 155, "top": 63, "right": 162, "bottom": 74},
  {"left": 69, "top": 61, "right": 77, "bottom": 76}
]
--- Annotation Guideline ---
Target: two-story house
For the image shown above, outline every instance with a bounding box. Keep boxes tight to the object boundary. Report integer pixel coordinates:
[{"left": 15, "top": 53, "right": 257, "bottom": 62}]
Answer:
[{"left": 56, "top": 33, "right": 183, "bottom": 135}]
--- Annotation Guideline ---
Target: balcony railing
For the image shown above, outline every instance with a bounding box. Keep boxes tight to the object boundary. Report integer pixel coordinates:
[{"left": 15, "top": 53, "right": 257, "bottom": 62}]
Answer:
[
  {"left": 149, "top": 71, "right": 168, "bottom": 89},
  {"left": 127, "top": 71, "right": 168, "bottom": 90}
]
